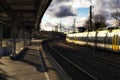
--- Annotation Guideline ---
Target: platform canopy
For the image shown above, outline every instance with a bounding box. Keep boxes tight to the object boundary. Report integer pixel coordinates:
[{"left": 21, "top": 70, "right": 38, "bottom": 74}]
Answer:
[{"left": 0, "top": 0, "right": 52, "bottom": 30}]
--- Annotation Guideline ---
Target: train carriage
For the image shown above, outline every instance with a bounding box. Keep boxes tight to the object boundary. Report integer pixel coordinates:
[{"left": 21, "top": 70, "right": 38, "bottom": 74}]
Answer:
[{"left": 66, "top": 28, "right": 120, "bottom": 52}]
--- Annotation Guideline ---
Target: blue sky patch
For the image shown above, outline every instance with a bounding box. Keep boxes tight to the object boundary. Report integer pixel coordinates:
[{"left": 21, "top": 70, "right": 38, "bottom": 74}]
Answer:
[{"left": 77, "top": 8, "right": 89, "bottom": 17}]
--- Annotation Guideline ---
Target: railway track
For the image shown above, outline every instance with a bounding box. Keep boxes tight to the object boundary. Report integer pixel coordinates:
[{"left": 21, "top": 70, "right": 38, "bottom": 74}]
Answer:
[
  {"left": 43, "top": 40, "right": 120, "bottom": 80},
  {"left": 58, "top": 41, "right": 120, "bottom": 66},
  {"left": 42, "top": 40, "right": 97, "bottom": 80},
  {"left": 55, "top": 40, "right": 120, "bottom": 80}
]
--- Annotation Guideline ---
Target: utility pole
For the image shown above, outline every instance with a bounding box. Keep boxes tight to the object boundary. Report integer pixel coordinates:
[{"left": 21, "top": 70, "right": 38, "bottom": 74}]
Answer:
[
  {"left": 59, "top": 22, "right": 62, "bottom": 32},
  {"left": 74, "top": 18, "right": 76, "bottom": 32},
  {"left": 55, "top": 25, "right": 58, "bottom": 32},
  {"left": 68, "top": 28, "right": 69, "bottom": 34},
  {"left": 90, "top": 5, "right": 97, "bottom": 53},
  {"left": 90, "top": 6, "right": 92, "bottom": 31}
]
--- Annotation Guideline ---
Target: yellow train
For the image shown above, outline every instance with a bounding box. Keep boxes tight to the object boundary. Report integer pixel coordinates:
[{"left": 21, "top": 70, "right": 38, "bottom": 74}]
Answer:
[{"left": 66, "top": 27, "right": 120, "bottom": 52}]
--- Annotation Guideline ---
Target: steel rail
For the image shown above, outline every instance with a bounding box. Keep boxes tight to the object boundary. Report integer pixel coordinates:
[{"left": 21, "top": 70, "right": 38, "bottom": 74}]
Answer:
[{"left": 43, "top": 41, "right": 97, "bottom": 80}]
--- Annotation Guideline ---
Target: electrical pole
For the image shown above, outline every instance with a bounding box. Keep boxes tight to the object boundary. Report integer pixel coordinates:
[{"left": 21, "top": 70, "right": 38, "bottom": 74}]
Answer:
[
  {"left": 55, "top": 25, "right": 58, "bottom": 32},
  {"left": 60, "top": 22, "right": 62, "bottom": 32},
  {"left": 74, "top": 18, "right": 76, "bottom": 32},
  {"left": 68, "top": 28, "right": 69, "bottom": 34},
  {"left": 90, "top": 6, "right": 92, "bottom": 31},
  {"left": 90, "top": 5, "right": 97, "bottom": 53}
]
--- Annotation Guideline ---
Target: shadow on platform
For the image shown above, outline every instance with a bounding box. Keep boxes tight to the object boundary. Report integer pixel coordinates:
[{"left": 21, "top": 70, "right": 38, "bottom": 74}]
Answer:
[
  {"left": 0, "top": 62, "right": 5, "bottom": 65},
  {"left": 14, "top": 47, "right": 48, "bottom": 72},
  {"left": 0, "top": 69, "right": 9, "bottom": 80}
]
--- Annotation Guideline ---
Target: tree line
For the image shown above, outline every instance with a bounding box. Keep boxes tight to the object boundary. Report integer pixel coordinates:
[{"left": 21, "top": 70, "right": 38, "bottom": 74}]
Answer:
[{"left": 84, "top": 11, "right": 120, "bottom": 31}]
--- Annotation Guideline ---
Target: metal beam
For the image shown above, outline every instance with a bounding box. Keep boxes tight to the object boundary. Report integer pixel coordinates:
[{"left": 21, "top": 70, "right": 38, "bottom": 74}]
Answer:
[
  {"left": 35, "top": 0, "right": 42, "bottom": 14},
  {"left": 0, "top": 0, "right": 17, "bottom": 22},
  {"left": 13, "top": 9, "right": 36, "bottom": 13},
  {"left": 8, "top": 3, "right": 34, "bottom": 5},
  {"left": 1, "top": 20, "right": 35, "bottom": 24},
  {"left": 35, "top": 0, "right": 52, "bottom": 30},
  {"left": 11, "top": 5, "right": 35, "bottom": 10}
]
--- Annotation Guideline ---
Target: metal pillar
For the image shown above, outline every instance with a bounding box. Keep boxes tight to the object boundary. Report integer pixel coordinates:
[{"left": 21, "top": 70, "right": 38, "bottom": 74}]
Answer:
[
  {"left": 25, "top": 31, "right": 31, "bottom": 45},
  {"left": 10, "top": 26, "right": 16, "bottom": 57},
  {"left": 29, "top": 32, "right": 32, "bottom": 44},
  {"left": 27, "top": 31, "right": 31, "bottom": 45},
  {"left": 24, "top": 31, "right": 27, "bottom": 46},
  {"left": 22, "top": 29, "right": 26, "bottom": 46},
  {"left": 26, "top": 31, "right": 29, "bottom": 45},
  {"left": 0, "top": 24, "right": 3, "bottom": 47}
]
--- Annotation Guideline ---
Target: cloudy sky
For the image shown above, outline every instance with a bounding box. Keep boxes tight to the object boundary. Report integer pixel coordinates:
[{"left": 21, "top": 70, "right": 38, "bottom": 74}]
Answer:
[{"left": 41, "top": 0, "right": 120, "bottom": 31}]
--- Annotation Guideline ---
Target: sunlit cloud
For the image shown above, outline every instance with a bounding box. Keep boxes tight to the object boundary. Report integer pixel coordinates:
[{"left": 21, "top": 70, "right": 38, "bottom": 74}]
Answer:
[
  {"left": 41, "top": 0, "right": 119, "bottom": 31},
  {"left": 72, "top": 0, "right": 92, "bottom": 8},
  {"left": 42, "top": 0, "right": 91, "bottom": 31},
  {"left": 93, "top": 0, "right": 120, "bottom": 19}
]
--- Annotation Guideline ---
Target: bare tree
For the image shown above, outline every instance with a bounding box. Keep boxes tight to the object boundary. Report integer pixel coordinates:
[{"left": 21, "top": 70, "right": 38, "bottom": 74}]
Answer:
[
  {"left": 84, "top": 14, "right": 107, "bottom": 31},
  {"left": 93, "top": 14, "right": 107, "bottom": 30},
  {"left": 84, "top": 17, "right": 94, "bottom": 31},
  {"left": 84, "top": 19, "right": 90, "bottom": 31},
  {"left": 111, "top": 11, "right": 120, "bottom": 26},
  {"left": 84, "top": 14, "right": 107, "bottom": 52}
]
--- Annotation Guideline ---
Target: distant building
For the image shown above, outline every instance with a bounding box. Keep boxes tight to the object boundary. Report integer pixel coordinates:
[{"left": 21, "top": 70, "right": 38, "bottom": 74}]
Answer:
[{"left": 77, "top": 27, "right": 86, "bottom": 32}]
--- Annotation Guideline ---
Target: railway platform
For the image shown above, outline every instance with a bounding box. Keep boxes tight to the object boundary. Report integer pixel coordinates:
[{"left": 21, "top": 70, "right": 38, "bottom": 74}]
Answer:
[{"left": 0, "top": 40, "right": 61, "bottom": 80}]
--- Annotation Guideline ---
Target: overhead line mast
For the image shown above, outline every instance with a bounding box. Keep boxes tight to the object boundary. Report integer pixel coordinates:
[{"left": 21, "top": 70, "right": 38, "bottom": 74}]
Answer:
[{"left": 90, "top": 5, "right": 93, "bottom": 31}]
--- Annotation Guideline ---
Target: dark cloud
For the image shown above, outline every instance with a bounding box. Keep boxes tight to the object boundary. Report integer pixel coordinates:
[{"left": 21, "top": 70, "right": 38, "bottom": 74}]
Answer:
[
  {"left": 109, "top": 0, "right": 120, "bottom": 9},
  {"left": 48, "top": 8, "right": 54, "bottom": 12},
  {"left": 55, "top": 6, "right": 76, "bottom": 17},
  {"left": 94, "top": 0, "right": 120, "bottom": 14},
  {"left": 54, "top": 0, "right": 71, "bottom": 3},
  {"left": 45, "top": 0, "right": 76, "bottom": 18},
  {"left": 93, "top": 0, "right": 120, "bottom": 20}
]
